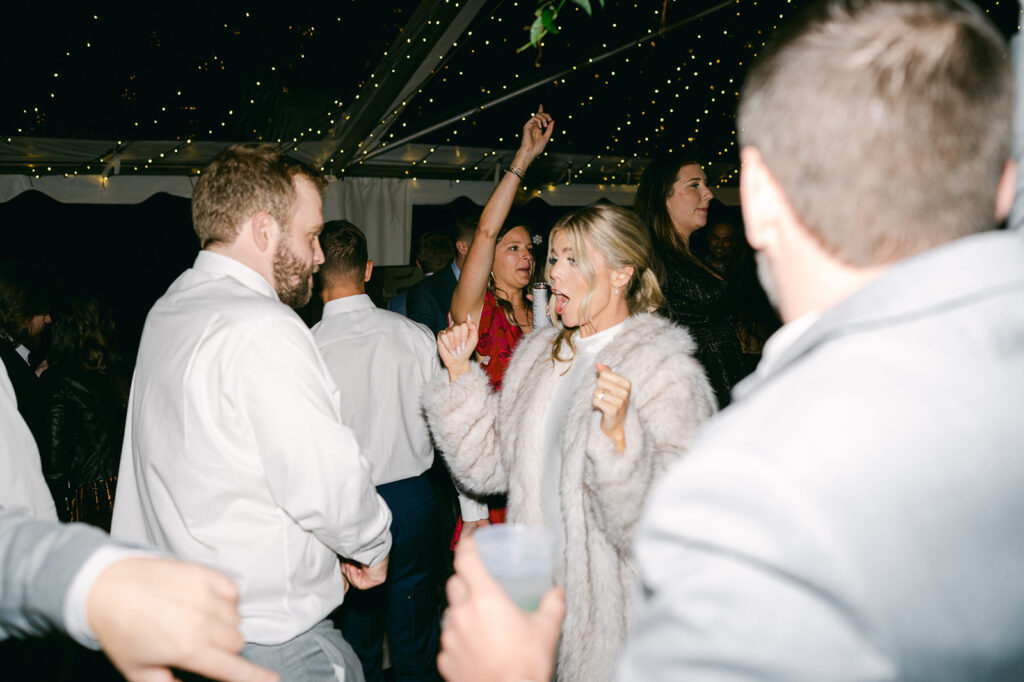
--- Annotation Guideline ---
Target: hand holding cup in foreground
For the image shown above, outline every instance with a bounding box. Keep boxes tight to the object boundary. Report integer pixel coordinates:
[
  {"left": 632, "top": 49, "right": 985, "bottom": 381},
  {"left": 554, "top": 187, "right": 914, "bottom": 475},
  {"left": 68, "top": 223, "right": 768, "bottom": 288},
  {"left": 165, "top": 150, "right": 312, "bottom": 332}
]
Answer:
[{"left": 437, "top": 536, "right": 564, "bottom": 682}]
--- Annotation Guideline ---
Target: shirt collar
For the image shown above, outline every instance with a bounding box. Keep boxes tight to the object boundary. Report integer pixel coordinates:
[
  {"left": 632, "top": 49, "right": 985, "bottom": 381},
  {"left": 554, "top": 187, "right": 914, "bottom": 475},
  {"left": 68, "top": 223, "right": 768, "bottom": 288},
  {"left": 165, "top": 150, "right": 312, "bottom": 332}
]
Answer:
[
  {"left": 322, "top": 294, "right": 376, "bottom": 318},
  {"left": 193, "top": 250, "right": 279, "bottom": 300},
  {"left": 731, "top": 311, "right": 820, "bottom": 401},
  {"left": 755, "top": 311, "right": 821, "bottom": 379},
  {"left": 451, "top": 259, "right": 461, "bottom": 281}
]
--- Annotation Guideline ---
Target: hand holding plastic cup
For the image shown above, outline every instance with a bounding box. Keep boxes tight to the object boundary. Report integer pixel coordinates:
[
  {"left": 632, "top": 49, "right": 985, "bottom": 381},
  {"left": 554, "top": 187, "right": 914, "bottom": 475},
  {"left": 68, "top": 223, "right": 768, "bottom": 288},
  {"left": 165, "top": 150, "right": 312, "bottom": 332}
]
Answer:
[{"left": 472, "top": 524, "right": 555, "bottom": 612}]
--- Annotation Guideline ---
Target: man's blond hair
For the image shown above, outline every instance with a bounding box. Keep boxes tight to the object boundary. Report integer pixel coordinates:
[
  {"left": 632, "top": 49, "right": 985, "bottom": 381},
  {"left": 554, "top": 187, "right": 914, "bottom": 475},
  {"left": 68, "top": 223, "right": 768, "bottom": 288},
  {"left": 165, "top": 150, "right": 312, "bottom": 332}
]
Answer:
[{"left": 191, "top": 143, "right": 326, "bottom": 248}]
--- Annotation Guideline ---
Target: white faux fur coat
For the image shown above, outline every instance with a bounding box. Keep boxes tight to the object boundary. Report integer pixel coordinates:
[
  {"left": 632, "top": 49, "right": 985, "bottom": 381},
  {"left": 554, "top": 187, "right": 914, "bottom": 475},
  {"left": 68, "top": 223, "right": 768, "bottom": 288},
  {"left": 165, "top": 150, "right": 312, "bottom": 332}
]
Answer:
[{"left": 422, "top": 313, "right": 716, "bottom": 682}]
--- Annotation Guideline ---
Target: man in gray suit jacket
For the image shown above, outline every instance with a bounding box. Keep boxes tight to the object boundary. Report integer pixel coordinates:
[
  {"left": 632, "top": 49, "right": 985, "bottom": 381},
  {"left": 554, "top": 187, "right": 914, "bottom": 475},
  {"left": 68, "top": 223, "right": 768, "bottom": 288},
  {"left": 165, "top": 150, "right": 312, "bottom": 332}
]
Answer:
[{"left": 435, "top": 2, "right": 1024, "bottom": 681}]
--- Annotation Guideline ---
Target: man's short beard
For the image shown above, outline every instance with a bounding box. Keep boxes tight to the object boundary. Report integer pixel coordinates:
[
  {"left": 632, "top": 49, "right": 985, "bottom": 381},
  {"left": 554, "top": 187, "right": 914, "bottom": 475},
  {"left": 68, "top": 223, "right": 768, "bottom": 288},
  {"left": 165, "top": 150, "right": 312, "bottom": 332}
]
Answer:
[
  {"left": 755, "top": 251, "right": 779, "bottom": 312},
  {"left": 273, "top": 237, "right": 313, "bottom": 308}
]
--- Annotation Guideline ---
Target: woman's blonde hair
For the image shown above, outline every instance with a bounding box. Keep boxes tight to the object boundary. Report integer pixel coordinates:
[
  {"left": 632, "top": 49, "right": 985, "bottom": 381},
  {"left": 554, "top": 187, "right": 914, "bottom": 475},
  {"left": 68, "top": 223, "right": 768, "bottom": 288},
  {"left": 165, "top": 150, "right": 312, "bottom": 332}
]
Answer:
[{"left": 545, "top": 204, "right": 662, "bottom": 364}]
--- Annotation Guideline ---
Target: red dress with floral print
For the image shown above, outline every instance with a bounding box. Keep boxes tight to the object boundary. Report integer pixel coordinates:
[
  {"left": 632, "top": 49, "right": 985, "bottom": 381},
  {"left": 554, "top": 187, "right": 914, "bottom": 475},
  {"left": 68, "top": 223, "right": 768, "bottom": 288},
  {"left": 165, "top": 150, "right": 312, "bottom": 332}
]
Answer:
[{"left": 475, "top": 291, "right": 524, "bottom": 392}]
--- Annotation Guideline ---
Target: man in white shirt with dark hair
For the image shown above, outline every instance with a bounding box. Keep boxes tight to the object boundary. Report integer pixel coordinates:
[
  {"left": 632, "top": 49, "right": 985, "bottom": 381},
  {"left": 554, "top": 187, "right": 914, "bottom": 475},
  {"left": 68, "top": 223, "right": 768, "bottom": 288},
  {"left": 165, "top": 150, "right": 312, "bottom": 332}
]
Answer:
[
  {"left": 112, "top": 144, "right": 392, "bottom": 680},
  {"left": 312, "top": 220, "right": 442, "bottom": 682}
]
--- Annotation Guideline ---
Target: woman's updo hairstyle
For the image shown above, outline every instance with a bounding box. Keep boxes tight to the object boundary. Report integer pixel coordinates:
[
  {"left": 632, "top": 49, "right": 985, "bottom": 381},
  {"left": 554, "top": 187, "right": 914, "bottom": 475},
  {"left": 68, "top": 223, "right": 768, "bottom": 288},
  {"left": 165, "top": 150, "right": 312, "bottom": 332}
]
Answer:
[{"left": 546, "top": 204, "right": 662, "bottom": 363}]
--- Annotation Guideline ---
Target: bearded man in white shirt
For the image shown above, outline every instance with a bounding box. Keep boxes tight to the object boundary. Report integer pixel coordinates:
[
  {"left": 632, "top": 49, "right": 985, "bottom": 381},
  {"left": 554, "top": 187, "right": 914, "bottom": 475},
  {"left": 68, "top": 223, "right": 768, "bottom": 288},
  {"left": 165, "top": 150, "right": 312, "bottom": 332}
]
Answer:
[
  {"left": 312, "top": 220, "right": 442, "bottom": 682},
  {"left": 112, "top": 144, "right": 393, "bottom": 681}
]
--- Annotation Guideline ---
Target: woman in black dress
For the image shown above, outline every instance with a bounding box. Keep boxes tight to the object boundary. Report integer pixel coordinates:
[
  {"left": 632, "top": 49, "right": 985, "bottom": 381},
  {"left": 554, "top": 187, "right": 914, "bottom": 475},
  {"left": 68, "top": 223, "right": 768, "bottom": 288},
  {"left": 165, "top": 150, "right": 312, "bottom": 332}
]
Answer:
[{"left": 635, "top": 154, "right": 745, "bottom": 408}]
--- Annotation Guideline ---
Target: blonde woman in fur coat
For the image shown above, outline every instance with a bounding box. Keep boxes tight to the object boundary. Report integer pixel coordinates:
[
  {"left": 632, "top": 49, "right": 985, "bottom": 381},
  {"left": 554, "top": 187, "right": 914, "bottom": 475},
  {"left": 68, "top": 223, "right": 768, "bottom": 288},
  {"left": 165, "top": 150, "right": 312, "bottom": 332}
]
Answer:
[{"left": 423, "top": 204, "right": 716, "bottom": 682}]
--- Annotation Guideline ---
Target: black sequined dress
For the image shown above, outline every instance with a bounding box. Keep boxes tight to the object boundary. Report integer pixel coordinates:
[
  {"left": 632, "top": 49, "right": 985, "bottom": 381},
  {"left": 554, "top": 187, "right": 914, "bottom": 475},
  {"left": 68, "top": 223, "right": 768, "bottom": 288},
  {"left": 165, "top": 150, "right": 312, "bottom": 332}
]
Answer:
[{"left": 659, "top": 255, "right": 745, "bottom": 408}]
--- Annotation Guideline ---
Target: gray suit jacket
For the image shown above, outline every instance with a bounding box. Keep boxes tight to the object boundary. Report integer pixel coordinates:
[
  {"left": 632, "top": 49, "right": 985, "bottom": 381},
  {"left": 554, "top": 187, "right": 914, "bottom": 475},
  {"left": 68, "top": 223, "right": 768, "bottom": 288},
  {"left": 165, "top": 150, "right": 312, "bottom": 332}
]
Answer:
[
  {"left": 0, "top": 513, "right": 109, "bottom": 641},
  {"left": 619, "top": 230, "right": 1024, "bottom": 681}
]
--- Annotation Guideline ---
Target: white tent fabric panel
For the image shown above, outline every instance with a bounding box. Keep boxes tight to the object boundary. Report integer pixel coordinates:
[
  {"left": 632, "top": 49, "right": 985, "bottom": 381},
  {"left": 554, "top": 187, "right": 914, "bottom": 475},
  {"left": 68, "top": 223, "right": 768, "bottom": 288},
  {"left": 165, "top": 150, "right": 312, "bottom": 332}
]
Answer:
[
  {"left": 0, "top": 175, "right": 196, "bottom": 204},
  {"left": 323, "top": 177, "right": 412, "bottom": 267},
  {"left": 0, "top": 174, "right": 735, "bottom": 265}
]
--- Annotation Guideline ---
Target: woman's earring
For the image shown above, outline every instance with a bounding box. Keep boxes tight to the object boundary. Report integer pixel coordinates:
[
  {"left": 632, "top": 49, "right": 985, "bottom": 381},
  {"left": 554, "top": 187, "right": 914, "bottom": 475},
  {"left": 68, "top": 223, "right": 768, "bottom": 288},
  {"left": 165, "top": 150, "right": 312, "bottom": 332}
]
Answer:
[{"left": 614, "top": 286, "right": 620, "bottom": 295}]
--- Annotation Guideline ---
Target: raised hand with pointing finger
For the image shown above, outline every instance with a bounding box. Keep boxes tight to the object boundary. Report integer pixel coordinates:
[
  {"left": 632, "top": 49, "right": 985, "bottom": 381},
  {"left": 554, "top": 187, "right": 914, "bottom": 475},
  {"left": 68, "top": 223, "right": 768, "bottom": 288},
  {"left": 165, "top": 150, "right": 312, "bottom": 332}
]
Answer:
[{"left": 437, "top": 314, "right": 479, "bottom": 382}]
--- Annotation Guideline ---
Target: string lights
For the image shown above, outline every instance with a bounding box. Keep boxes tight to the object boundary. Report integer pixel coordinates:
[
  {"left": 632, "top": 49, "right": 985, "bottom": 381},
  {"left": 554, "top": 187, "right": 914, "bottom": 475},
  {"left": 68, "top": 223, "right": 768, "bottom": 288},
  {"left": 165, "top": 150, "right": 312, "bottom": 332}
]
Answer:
[{"left": 2, "top": 0, "right": 1017, "bottom": 185}]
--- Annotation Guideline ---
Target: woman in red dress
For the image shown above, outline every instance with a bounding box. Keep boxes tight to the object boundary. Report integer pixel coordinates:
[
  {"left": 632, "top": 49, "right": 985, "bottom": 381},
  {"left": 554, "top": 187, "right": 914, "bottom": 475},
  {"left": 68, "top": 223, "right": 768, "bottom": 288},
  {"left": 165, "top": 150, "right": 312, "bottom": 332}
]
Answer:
[{"left": 447, "top": 105, "right": 554, "bottom": 539}]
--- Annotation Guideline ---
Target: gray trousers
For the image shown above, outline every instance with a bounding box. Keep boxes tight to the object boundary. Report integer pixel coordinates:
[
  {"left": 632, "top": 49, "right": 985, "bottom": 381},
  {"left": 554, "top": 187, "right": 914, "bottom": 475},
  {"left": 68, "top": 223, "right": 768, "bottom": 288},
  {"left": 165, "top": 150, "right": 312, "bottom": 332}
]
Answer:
[{"left": 242, "top": 620, "right": 366, "bottom": 682}]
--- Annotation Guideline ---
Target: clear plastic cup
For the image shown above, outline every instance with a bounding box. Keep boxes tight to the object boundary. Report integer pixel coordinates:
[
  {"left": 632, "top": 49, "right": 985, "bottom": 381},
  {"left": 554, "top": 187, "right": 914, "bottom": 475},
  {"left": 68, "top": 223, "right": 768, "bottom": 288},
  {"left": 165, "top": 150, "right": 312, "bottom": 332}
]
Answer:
[{"left": 473, "top": 524, "right": 555, "bottom": 611}]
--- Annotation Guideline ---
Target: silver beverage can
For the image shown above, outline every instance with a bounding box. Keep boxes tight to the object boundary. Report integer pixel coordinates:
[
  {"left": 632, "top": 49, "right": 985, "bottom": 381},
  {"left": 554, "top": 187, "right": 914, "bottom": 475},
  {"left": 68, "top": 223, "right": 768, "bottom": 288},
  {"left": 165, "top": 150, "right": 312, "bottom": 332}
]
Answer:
[{"left": 531, "top": 282, "right": 551, "bottom": 330}]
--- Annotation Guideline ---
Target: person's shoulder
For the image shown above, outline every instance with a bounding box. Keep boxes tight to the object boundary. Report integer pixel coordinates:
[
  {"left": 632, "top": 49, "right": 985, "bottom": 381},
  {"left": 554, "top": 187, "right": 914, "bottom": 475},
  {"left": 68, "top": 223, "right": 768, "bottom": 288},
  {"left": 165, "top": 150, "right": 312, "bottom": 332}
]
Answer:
[
  {"left": 618, "top": 312, "right": 698, "bottom": 357},
  {"left": 39, "top": 366, "right": 83, "bottom": 392},
  {"left": 513, "top": 323, "right": 558, "bottom": 356},
  {"left": 421, "top": 265, "right": 457, "bottom": 296},
  {"left": 168, "top": 283, "right": 312, "bottom": 361},
  {"left": 370, "top": 306, "right": 436, "bottom": 342},
  {"left": 162, "top": 269, "right": 295, "bottom": 324}
]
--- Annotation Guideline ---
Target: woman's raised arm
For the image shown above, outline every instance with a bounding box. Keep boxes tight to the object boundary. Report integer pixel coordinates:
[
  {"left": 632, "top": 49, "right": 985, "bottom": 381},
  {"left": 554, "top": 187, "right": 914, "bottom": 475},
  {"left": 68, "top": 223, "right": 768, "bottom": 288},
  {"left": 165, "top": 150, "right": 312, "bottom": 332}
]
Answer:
[{"left": 450, "top": 106, "right": 554, "bottom": 324}]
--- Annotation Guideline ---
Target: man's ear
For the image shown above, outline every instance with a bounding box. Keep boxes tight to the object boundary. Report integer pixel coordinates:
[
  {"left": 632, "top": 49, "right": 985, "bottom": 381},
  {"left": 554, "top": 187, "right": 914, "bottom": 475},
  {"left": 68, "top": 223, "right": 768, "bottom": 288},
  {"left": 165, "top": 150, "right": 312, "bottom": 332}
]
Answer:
[
  {"left": 995, "top": 159, "right": 1017, "bottom": 223},
  {"left": 455, "top": 239, "right": 470, "bottom": 257},
  {"left": 251, "top": 211, "right": 276, "bottom": 252},
  {"left": 740, "top": 147, "right": 800, "bottom": 252},
  {"left": 364, "top": 260, "right": 374, "bottom": 283}
]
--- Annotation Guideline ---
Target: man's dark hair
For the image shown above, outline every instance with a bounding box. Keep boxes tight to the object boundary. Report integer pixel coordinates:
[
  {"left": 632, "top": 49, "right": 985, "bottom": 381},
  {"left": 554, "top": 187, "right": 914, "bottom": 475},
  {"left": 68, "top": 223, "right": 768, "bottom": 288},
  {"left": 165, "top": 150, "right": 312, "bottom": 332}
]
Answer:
[
  {"left": 415, "top": 232, "right": 455, "bottom": 274},
  {"left": 319, "top": 220, "right": 368, "bottom": 287},
  {"left": 454, "top": 213, "right": 479, "bottom": 246},
  {"left": 738, "top": 0, "right": 1012, "bottom": 266},
  {"left": 0, "top": 262, "right": 53, "bottom": 342}
]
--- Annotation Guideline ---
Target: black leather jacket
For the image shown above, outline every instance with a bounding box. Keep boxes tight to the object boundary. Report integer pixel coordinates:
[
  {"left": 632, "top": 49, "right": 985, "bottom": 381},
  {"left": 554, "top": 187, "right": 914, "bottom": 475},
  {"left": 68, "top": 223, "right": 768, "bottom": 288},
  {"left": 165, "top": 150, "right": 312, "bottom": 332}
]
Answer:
[{"left": 39, "top": 366, "right": 127, "bottom": 520}]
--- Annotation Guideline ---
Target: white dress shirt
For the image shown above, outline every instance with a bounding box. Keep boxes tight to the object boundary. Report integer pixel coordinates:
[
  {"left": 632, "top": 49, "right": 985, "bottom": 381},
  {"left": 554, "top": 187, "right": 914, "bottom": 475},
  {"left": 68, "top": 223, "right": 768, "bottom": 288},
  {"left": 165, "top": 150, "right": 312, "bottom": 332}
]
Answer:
[
  {"left": 111, "top": 251, "right": 392, "bottom": 645},
  {"left": 312, "top": 294, "right": 440, "bottom": 486},
  {"left": 0, "top": 367, "right": 57, "bottom": 520}
]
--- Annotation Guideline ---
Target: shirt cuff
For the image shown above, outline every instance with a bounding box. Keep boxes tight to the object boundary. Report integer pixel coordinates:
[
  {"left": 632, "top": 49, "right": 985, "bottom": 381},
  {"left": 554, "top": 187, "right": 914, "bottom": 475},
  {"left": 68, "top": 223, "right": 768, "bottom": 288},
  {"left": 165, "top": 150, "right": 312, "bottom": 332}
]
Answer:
[
  {"left": 64, "top": 546, "right": 157, "bottom": 649},
  {"left": 458, "top": 493, "right": 489, "bottom": 522}
]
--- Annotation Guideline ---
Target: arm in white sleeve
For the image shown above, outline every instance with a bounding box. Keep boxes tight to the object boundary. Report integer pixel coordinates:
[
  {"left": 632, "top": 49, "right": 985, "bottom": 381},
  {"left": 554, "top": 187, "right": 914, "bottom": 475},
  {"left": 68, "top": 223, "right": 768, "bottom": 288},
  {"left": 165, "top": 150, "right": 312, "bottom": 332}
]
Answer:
[
  {"left": 457, "top": 493, "right": 490, "bottom": 522},
  {"left": 239, "top": 318, "right": 392, "bottom": 566}
]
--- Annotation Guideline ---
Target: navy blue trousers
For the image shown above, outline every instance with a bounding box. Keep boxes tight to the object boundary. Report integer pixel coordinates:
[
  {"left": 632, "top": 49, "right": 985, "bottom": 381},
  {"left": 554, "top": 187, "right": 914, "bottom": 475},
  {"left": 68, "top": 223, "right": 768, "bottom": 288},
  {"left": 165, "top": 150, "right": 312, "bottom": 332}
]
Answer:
[{"left": 335, "top": 473, "right": 441, "bottom": 682}]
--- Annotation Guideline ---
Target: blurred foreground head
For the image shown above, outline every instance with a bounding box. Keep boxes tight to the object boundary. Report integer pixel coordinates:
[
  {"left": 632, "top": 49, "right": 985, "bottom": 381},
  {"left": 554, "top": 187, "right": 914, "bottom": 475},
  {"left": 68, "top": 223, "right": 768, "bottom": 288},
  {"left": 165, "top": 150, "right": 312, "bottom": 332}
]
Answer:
[{"left": 738, "top": 0, "right": 1012, "bottom": 267}]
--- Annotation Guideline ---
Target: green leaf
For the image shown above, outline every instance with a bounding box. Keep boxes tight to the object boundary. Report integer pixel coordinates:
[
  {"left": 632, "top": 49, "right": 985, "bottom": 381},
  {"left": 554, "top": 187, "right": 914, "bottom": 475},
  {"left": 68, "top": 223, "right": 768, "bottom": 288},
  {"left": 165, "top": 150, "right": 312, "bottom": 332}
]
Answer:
[
  {"left": 595, "top": 0, "right": 604, "bottom": 8},
  {"left": 529, "top": 16, "right": 546, "bottom": 46},
  {"left": 571, "top": 0, "right": 592, "bottom": 16},
  {"left": 541, "top": 6, "right": 559, "bottom": 34}
]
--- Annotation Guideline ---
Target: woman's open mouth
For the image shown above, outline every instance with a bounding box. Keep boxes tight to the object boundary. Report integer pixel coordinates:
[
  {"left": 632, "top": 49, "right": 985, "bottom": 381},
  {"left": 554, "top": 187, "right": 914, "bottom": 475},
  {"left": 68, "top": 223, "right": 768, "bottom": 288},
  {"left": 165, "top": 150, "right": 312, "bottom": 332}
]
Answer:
[{"left": 553, "top": 290, "right": 570, "bottom": 316}]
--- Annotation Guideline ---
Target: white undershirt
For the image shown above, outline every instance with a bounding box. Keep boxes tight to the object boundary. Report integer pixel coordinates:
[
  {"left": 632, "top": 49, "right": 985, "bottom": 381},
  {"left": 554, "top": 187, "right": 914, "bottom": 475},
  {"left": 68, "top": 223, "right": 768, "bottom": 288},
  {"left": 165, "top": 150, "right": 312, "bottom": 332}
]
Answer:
[{"left": 541, "top": 321, "right": 623, "bottom": 557}]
